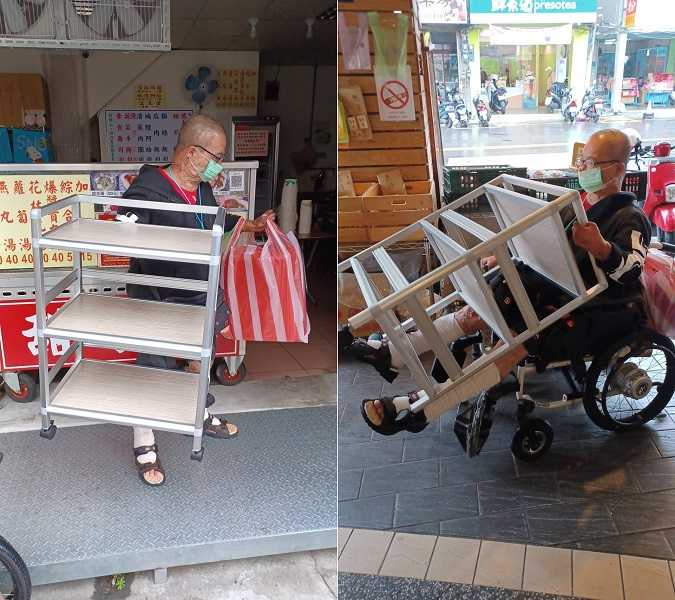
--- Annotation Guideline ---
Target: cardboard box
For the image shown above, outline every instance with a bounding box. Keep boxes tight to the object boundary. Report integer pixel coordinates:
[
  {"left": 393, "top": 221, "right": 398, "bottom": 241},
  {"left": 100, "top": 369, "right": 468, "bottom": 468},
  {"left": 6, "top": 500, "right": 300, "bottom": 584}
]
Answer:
[
  {"left": 0, "top": 74, "right": 47, "bottom": 128},
  {"left": 339, "top": 272, "right": 439, "bottom": 336}
]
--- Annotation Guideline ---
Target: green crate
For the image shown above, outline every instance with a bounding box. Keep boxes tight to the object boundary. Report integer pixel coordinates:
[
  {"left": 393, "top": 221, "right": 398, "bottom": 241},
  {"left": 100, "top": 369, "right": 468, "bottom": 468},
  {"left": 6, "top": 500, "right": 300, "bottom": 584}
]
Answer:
[{"left": 443, "top": 165, "right": 528, "bottom": 205}]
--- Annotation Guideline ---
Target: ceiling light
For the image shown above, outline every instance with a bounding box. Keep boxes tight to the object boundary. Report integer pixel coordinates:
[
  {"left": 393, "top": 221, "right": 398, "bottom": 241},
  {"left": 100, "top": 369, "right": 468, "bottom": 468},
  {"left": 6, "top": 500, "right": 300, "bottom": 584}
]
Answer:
[
  {"left": 316, "top": 6, "right": 336, "bottom": 21},
  {"left": 248, "top": 17, "right": 258, "bottom": 39},
  {"left": 305, "top": 17, "right": 315, "bottom": 39}
]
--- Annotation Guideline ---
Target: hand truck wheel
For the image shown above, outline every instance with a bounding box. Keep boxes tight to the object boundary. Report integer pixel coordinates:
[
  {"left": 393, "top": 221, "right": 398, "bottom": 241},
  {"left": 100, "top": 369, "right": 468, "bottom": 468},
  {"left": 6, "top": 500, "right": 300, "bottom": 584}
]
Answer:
[
  {"left": 511, "top": 418, "right": 553, "bottom": 462},
  {"left": 215, "top": 361, "right": 246, "bottom": 386},
  {"left": 0, "top": 534, "right": 31, "bottom": 600},
  {"left": 4, "top": 373, "right": 38, "bottom": 403}
]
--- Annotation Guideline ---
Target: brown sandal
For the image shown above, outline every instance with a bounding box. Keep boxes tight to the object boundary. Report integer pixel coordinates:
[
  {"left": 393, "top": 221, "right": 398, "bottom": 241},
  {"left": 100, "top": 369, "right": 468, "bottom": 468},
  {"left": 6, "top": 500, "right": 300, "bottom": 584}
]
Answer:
[
  {"left": 203, "top": 415, "right": 239, "bottom": 439},
  {"left": 134, "top": 444, "right": 166, "bottom": 487}
]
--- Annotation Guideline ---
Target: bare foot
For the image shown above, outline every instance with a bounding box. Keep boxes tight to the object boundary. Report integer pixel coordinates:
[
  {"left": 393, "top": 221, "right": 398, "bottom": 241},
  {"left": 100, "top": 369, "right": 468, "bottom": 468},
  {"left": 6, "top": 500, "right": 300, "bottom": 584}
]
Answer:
[
  {"left": 364, "top": 400, "right": 384, "bottom": 426},
  {"left": 142, "top": 468, "right": 165, "bottom": 486}
]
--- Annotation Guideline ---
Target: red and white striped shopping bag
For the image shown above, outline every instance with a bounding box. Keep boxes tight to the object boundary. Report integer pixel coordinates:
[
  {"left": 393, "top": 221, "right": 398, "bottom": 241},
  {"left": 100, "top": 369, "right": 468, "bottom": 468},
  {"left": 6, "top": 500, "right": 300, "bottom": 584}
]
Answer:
[
  {"left": 222, "top": 218, "right": 310, "bottom": 343},
  {"left": 642, "top": 249, "right": 675, "bottom": 338}
]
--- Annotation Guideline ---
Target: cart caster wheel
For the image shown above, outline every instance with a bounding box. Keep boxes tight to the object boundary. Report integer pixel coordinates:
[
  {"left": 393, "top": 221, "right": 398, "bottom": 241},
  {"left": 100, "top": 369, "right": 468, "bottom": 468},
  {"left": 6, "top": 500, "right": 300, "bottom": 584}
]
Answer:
[
  {"left": 191, "top": 448, "right": 204, "bottom": 462},
  {"left": 215, "top": 361, "right": 246, "bottom": 386},
  {"left": 39, "top": 422, "right": 57, "bottom": 440},
  {"left": 511, "top": 419, "right": 553, "bottom": 462},
  {"left": 5, "top": 373, "right": 38, "bottom": 403}
]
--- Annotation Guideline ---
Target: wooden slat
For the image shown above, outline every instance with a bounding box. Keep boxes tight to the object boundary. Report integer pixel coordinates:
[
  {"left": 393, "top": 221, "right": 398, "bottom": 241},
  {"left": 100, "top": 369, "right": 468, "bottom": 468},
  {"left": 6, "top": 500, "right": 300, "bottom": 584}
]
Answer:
[
  {"left": 339, "top": 74, "right": 420, "bottom": 95},
  {"left": 348, "top": 165, "right": 429, "bottom": 182},
  {"left": 338, "top": 0, "right": 412, "bottom": 12},
  {"left": 370, "top": 227, "right": 425, "bottom": 242},
  {"left": 339, "top": 148, "right": 427, "bottom": 167},
  {"left": 353, "top": 180, "right": 430, "bottom": 195},
  {"left": 363, "top": 194, "right": 432, "bottom": 211},
  {"left": 364, "top": 94, "right": 421, "bottom": 114},
  {"left": 369, "top": 115, "right": 424, "bottom": 132},
  {"left": 339, "top": 227, "right": 369, "bottom": 242},
  {"left": 340, "top": 209, "right": 430, "bottom": 227},
  {"left": 340, "top": 131, "right": 425, "bottom": 150}
]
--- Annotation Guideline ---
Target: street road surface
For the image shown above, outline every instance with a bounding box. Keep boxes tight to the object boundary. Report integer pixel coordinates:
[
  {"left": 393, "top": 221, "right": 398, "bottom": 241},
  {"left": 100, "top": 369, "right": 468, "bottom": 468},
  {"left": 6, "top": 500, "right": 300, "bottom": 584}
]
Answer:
[{"left": 442, "top": 114, "right": 675, "bottom": 169}]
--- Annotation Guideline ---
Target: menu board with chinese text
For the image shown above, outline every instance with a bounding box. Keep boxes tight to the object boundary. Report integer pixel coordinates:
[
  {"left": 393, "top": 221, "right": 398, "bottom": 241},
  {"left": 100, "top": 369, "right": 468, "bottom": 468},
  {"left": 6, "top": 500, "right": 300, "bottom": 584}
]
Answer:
[{"left": 104, "top": 110, "right": 192, "bottom": 163}]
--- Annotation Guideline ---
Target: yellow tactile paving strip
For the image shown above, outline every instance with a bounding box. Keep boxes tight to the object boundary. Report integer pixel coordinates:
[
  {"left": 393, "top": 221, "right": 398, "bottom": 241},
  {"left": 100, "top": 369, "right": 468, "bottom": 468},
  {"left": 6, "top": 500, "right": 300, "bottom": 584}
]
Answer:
[{"left": 338, "top": 528, "right": 675, "bottom": 600}]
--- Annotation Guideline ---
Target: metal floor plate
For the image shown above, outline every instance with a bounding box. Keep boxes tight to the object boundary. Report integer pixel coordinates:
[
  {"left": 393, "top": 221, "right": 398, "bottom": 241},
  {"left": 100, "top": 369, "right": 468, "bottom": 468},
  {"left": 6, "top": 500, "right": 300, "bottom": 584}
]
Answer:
[{"left": 0, "top": 406, "right": 336, "bottom": 585}]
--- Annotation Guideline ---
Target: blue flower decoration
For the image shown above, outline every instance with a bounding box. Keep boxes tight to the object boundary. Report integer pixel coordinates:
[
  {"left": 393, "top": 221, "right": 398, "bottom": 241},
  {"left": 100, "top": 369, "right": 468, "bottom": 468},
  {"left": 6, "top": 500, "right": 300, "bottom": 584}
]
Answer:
[{"left": 185, "top": 66, "right": 218, "bottom": 106}]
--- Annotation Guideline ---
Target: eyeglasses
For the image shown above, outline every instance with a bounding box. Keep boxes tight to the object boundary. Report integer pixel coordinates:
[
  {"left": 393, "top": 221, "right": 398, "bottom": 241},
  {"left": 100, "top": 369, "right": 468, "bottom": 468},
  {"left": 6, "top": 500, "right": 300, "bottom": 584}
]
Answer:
[
  {"left": 574, "top": 157, "right": 619, "bottom": 170},
  {"left": 194, "top": 144, "right": 226, "bottom": 163}
]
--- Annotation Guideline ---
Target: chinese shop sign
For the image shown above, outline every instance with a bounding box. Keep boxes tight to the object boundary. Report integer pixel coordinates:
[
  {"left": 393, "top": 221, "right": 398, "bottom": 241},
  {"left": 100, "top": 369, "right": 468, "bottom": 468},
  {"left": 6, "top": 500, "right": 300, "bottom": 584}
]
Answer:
[
  {"left": 469, "top": 0, "right": 597, "bottom": 23},
  {"left": 135, "top": 85, "right": 166, "bottom": 109},
  {"left": 104, "top": 110, "right": 193, "bottom": 163},
  {"left": 0, "top": 175, "right": 96, "bottom": 270}
]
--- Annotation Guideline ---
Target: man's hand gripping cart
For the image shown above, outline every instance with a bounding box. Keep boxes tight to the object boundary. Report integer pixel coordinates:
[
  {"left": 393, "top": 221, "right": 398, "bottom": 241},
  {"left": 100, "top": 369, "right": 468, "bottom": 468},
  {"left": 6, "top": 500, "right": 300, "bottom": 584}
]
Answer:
[
  {"left": 339, "top": 175, "right": 675, "bottom": 462},
  {"left": 30, "top": 194, "right": 227, "bottom": 461}
]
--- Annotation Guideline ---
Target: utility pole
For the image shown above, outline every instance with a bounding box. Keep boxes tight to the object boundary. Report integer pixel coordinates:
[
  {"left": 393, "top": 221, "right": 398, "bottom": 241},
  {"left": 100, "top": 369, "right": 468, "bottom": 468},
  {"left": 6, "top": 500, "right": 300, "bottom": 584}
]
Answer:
[{"left": 610, "top": 0, "right": 627, "bottom": 113}]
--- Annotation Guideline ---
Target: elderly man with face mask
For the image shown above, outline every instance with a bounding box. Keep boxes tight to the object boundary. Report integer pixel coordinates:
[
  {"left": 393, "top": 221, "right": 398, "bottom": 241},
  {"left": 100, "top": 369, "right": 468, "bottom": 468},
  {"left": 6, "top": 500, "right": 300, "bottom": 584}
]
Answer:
[
  {"left": 348, "top": 129, "right": 652, "bottom": 457},
  {"left": 122, "top": 115, "right": 273, "bottom": 486}
]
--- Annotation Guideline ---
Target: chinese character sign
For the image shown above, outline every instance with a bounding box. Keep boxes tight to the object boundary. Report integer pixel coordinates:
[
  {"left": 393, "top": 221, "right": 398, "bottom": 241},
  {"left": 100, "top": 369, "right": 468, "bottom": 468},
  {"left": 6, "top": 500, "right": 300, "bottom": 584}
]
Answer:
[
  {"left": 0, "top": 175, "right": 96, "bottom": 270},
  {"left": 216, "top": 70, "right": 257, "bottom": 108},
  {"left": 469, "top": 0, "right": 597, "bottom": 23},
  {"left": 135, "top": 85, "right": 166, "bottom": 109},
  {"left": 104, "top": 110, "right": 193, "bottom": 163}
]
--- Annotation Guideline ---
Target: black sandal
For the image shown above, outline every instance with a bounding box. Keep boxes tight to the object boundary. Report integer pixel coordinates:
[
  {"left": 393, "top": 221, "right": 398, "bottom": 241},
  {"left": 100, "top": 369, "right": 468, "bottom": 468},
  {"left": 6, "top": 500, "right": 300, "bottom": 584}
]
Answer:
[
  {"left": 204, "top": 414, "right": 239, "bottom": 439},
  {"left": 454, "top": 389, "right": 498, "bottom": 458},
  {"left": 134, "top": 444, "right": 166, "bottom": 487},
  {"left": 349, "top": 336, "right": 399, "bottom": 383},
  {"left": 361, "top": 393, "right": 428, "bottom": 436}
]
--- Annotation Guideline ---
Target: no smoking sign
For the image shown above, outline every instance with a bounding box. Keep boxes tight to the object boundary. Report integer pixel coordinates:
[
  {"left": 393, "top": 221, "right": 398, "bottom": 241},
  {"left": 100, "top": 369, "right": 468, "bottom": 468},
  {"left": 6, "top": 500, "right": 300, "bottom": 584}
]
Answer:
[{"left": 374, "top": 66, "right": 415, "bottom": 122}]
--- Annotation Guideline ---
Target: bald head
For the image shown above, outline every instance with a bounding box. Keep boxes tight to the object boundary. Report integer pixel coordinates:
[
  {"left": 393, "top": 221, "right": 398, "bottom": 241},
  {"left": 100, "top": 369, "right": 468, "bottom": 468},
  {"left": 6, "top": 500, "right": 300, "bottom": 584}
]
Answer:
[
  {"left": 176, "top": 114, "right": 226, "bottom": 152},
  {"left": 585, "top": 129, "right": 632, "bottom": 164}
]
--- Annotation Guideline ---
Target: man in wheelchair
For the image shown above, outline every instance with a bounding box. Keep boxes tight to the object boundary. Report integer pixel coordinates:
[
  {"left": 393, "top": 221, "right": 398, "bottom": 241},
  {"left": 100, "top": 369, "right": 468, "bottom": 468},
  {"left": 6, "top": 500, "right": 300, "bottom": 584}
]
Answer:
[{"left": 348, "top": 129, "right": 655, "bottom": 456}]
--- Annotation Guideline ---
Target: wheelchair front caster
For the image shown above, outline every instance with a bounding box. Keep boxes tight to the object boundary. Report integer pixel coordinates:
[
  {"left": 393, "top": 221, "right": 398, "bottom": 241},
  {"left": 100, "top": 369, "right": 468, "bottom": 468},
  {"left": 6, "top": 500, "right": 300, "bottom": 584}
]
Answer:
[
  {"left": 191, "top": 448, "right": 204, "bottom": 462},
  {"left": 39, "top": 421, "right": 57, "bottom": 440},
  {"left": 511, "top": 419, "right": 553, "bottom": 462}
]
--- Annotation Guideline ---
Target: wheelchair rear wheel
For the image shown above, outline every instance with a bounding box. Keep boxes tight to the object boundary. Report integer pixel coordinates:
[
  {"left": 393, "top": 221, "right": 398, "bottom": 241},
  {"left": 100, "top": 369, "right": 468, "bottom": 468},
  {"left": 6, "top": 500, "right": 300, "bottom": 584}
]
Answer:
[{"left": 583, "top": 329, "right": 675, "bottom": 431}]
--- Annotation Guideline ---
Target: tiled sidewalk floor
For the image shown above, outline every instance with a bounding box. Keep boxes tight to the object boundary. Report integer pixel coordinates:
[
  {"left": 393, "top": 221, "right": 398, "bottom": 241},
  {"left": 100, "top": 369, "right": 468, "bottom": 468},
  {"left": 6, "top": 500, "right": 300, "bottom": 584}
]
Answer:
[
  {"left": 339, "top": 528, "right": 675, "bottom": 600},
  {"left": 338, "top": 355, "right": 675, "bottom": 559}
]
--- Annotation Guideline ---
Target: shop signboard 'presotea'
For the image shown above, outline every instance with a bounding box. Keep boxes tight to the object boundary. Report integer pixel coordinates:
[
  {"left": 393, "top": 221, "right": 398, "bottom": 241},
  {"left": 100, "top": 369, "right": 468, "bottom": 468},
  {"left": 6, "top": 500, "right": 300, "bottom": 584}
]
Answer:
[{"left": 469, "top": 0, "right": 597, "bottom": 23}]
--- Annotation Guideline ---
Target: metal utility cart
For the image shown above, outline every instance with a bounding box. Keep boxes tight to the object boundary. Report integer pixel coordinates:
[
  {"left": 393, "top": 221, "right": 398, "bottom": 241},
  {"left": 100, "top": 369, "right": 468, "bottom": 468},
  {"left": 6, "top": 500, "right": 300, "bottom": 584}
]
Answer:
[{"left": 31, "top": 195, "right": 227, "bottom": 461}]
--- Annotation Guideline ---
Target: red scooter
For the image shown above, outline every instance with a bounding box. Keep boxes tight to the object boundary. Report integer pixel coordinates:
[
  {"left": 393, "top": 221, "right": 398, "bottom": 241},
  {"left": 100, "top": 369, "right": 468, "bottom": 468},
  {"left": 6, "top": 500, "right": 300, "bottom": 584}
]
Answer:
[{"left": 642, "top": 143, "right": 675, "bottom": 244}]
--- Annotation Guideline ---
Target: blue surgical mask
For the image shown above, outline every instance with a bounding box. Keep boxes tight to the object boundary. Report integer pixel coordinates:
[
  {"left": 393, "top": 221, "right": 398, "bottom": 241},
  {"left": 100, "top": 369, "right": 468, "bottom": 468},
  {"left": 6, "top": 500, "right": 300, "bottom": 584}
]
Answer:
[{"left": 578, "top": 167, "right": 605, "bottom": 193}]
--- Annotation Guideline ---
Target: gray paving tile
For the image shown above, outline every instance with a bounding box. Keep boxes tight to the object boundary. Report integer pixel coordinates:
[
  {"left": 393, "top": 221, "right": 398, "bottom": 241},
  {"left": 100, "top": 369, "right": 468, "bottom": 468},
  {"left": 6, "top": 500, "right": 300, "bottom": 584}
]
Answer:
[
  {"left": 662, "top": 528, "right": 675, "bottom": 554},
  {"left": 395, "top": 521, "right": 441, "bottom": 535},
  {"left": 605, "top": 489, "right": 675, "bottom": 534},
  {"left": 339, "top": 494, "right": 396, "bottom": 530},
  {"left": 339, "top": 469, "right": 363, "bottom": 502},
  {"left": 643, "top": 411, "right": 675, "bottom": 431},
  {"left": 573, "top": 530, "right": 675, "bottom": 560},
  {"left": 629, "top": 456, "right": 675, "bottom": 492},
  {"left": 526, "top": 501, "right": 619, "bottom": 545},
  {"left": 556, "top": 465, "right": 642, "bottom": 501},
  {"left": 403, "top": 433, "right": 466, "bottom": 462},
  {"left": 395, "top": 483, "right": 479, "bottom": 528},
  {"left": 478, "top": 476, "right": 560, "bottom": 515},
  {"left": 360, "top": 459, "right": 439, "bottom": 498},
  {"left": 651, "top": 429, "right": 675, "bottom": 458},
  {"left": 440, "top": 510, "right": 530, "bottom": 543},
  {"left": 338, "top": 420, "right": 373, "bottom": 445},
  {"left": 440, "top": 450, "right": 517, "bottom": 486},
  {"left": 339, "top": 439, "right": 404, "bottom": 471}
]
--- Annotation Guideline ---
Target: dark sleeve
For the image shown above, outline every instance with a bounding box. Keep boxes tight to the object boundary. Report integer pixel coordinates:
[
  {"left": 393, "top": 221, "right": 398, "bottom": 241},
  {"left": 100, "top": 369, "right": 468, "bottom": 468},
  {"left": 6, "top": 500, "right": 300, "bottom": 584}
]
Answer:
[
  {"left": 121, "top": 184, "right": 153, "bottom": 225},
  {"left": 224, "top": 213, "right": 240, "bottom": 232},
  {"left": 595, "top": 209, "right": 651, "bottom": 285}
]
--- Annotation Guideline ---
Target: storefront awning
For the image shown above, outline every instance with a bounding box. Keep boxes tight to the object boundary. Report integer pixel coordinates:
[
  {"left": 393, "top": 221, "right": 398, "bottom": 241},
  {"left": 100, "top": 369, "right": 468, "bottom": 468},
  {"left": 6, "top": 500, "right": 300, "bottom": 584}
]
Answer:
[{"left": 486, "top": 24, "right": 573, "bottom": 45}]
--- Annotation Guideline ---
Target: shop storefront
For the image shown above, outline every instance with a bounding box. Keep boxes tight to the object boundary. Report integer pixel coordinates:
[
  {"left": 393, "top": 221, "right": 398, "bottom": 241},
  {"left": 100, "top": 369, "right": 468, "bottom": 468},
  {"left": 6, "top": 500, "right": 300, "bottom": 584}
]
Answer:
[{"left": 468, "top": 0, "right": 598, "bottom": 110}]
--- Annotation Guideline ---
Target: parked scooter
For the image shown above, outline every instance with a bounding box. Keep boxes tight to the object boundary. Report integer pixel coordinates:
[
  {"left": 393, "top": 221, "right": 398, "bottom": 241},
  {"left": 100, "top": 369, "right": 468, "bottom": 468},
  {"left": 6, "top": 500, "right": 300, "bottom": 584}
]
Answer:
[
  {"left": 488, "top": 78, "right": 508, "bottom": 114},
  {"left": 438, "top": 100, "right": 453, "bottom": 127},
  {"left": 451, "top": 89, "right": 469, "bottom": 128},
  {"left": 577, "top": 89, "right": 603, "bottom": 123},
  {"left": 473, "top": 96, "right": 491, "bottom": 127},
  {"left": 545, "top": 80, "right": 569, "bottom": 112},
  {"left": 642, "top": 145, "right": 675, "bottom": 243},
  {"left": 561, "top": 89, "right": 578, "bottom": 123}
]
